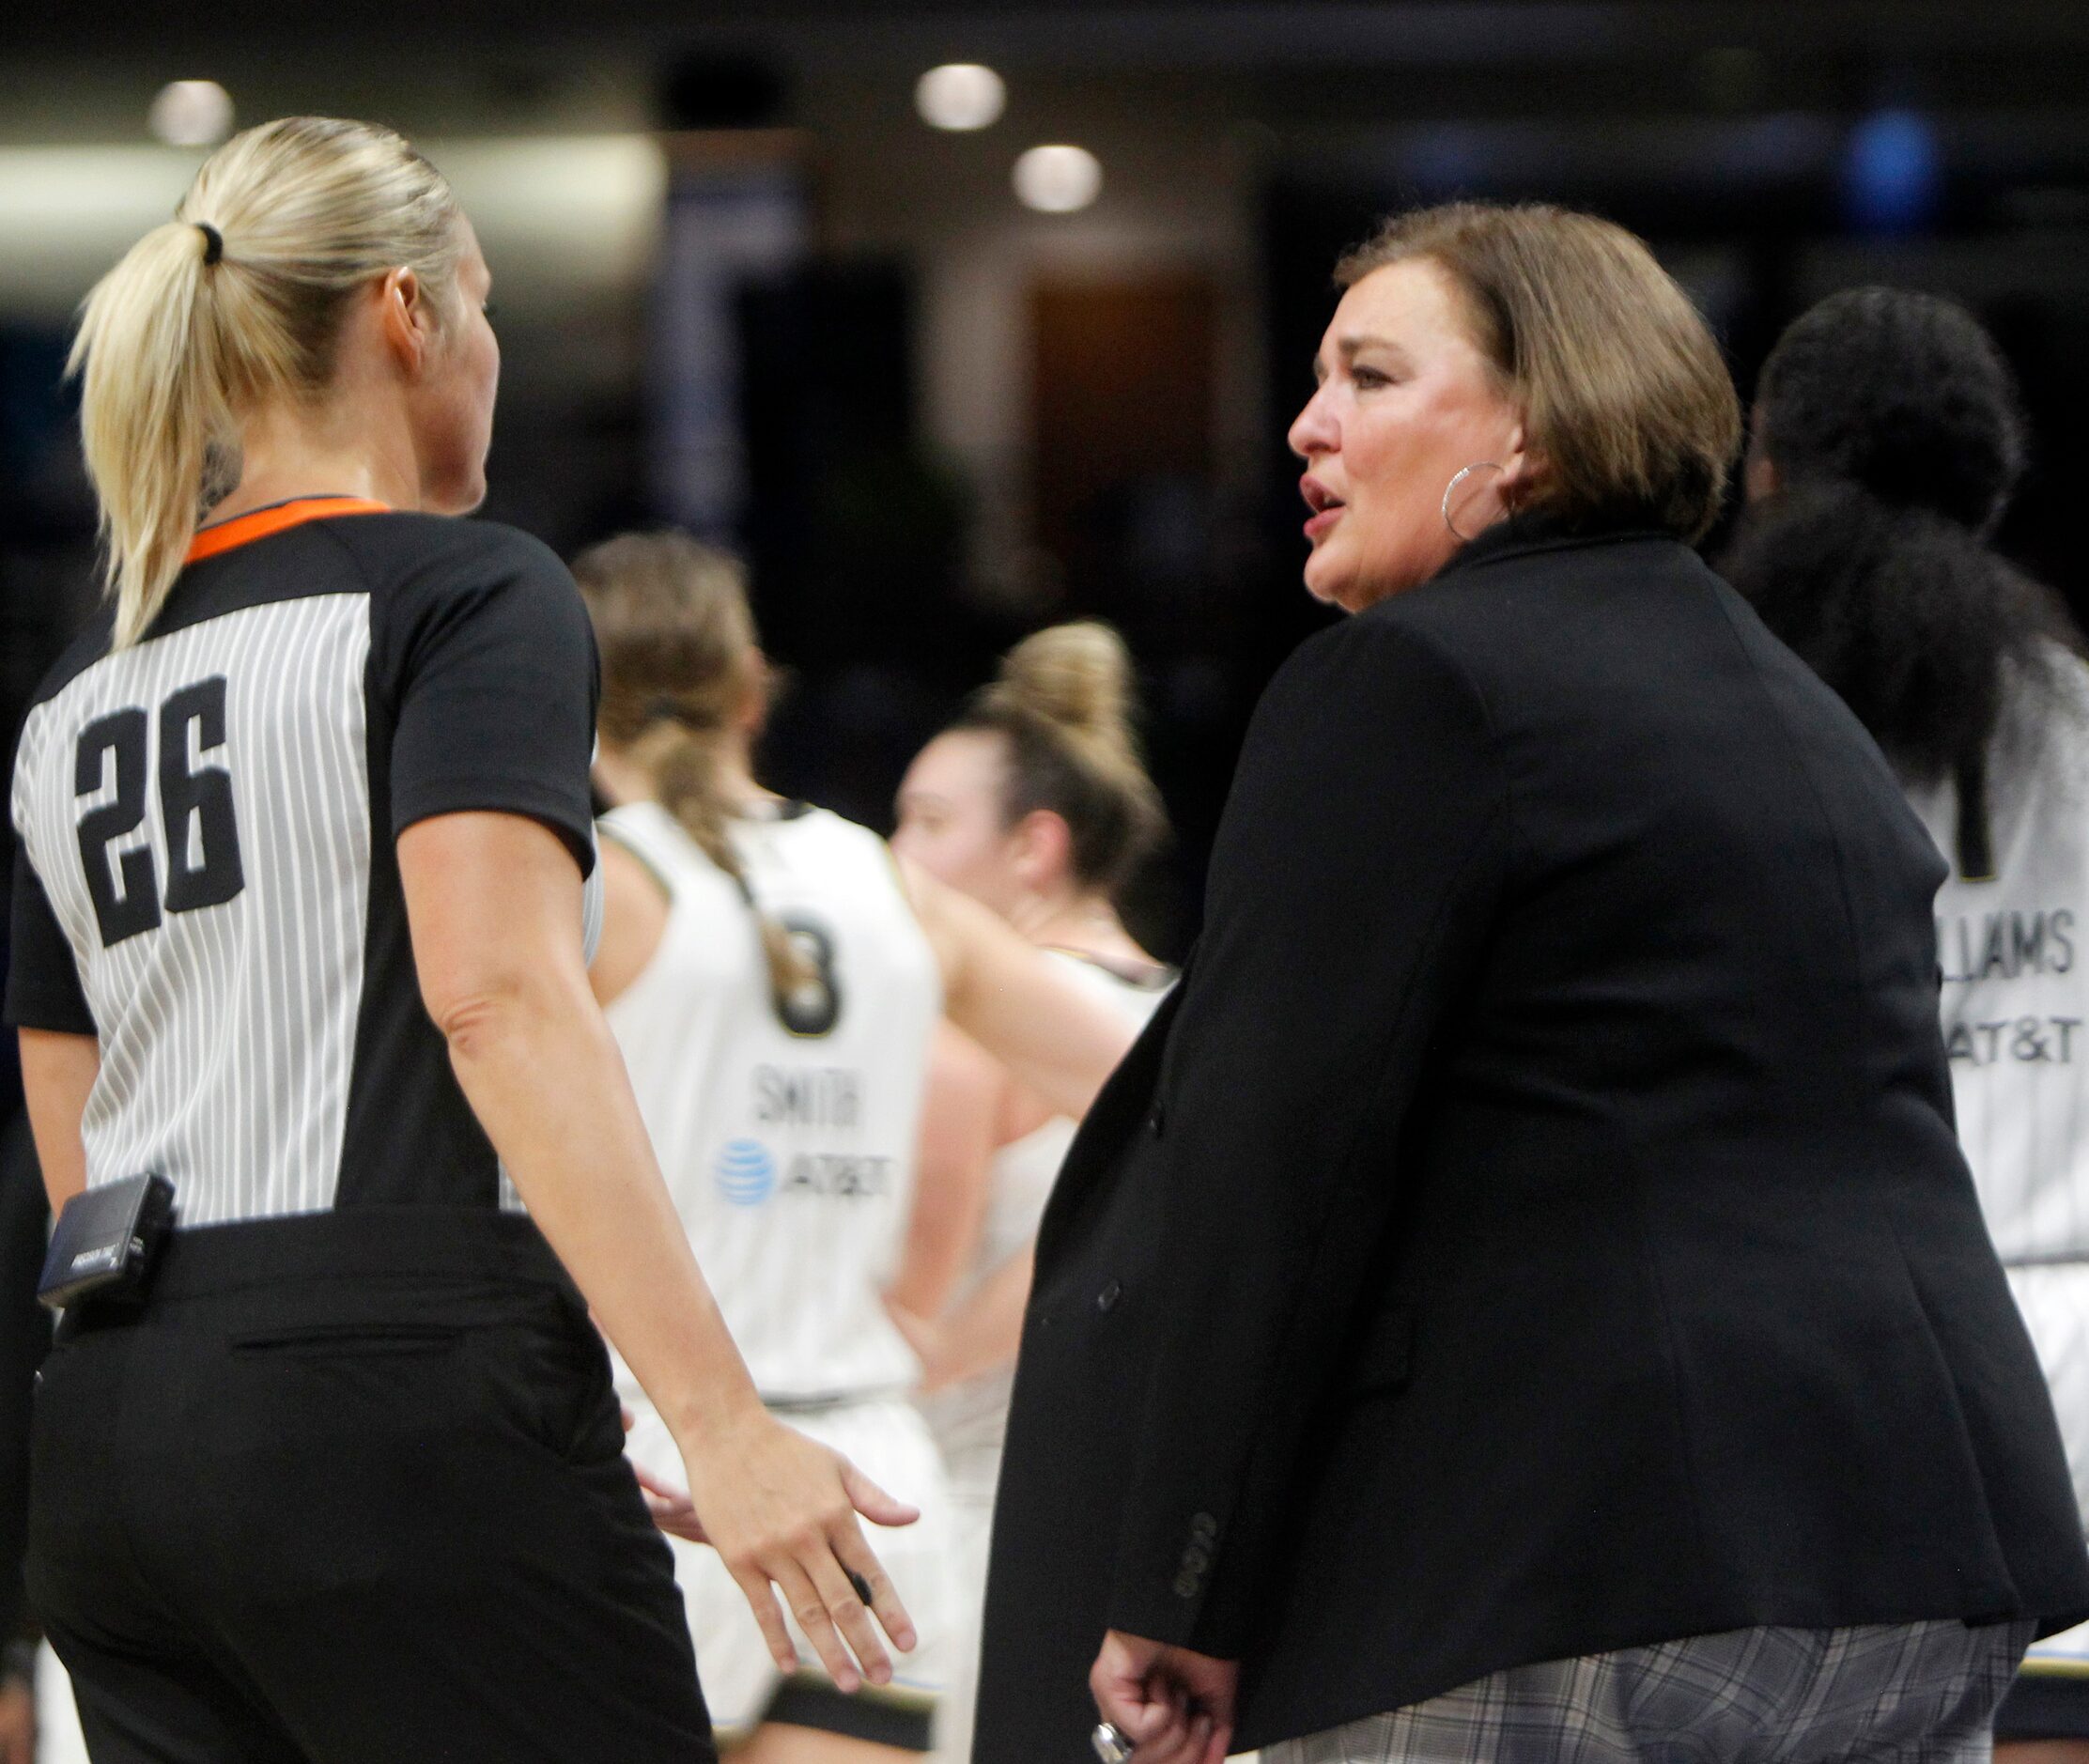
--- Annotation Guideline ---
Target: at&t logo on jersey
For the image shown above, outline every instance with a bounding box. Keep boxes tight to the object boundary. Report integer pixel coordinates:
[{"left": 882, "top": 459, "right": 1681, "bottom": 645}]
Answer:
[{"left": 715, "top": 1138, "right": 778, "bottom": 1207}]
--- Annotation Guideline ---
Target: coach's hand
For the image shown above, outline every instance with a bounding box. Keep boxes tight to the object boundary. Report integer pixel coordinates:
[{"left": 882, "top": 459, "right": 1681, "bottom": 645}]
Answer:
[
  {"left": 1091, "top": 1631, "right": 1236, "bottom": 1764},
  {"left": 679, "top": 1409, "right": 919, "bottom": 1694}
]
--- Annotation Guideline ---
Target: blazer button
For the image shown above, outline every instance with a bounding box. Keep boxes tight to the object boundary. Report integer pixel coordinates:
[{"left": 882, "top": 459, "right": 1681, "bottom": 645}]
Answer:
[
  {"left": 1173, "top": 1572, "right": 1199, "bottom": 1600},
  {"left": 1097, "top": 1280, "right": 1122, "bottom": 1312}
]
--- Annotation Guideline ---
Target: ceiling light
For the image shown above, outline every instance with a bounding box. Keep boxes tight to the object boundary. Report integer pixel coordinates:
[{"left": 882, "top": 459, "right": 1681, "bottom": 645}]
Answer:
[
  {"left": 149, "top": 81, "right": 235, "bottom": 148},
  {"left": 916, "top": 64, "right": 1006, "bottom": 132},
  {"left": 1013, "top": 145, "right": 1101, "bottom": 213}
]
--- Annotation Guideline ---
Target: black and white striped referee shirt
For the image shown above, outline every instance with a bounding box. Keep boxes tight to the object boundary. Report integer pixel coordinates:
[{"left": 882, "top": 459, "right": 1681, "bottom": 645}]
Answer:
[{"left": 5, "top": 498, "right": 602, "bottom": 1225}]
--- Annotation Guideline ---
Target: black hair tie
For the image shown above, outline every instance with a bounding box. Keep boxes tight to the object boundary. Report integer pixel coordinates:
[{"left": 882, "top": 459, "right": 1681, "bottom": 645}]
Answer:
[{"left": 194, "top": 222, "right": 224, "bottom": 266}]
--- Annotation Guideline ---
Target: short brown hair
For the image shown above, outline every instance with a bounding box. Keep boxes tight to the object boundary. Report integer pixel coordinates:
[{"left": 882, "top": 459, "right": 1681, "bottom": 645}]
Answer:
[{"left": 1336, "top": 202, "right": 1740, "bottom": 542}]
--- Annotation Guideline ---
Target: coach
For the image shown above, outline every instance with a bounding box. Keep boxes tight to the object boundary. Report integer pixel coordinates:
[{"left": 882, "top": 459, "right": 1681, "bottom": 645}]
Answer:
[{"left": 973, "top": 201, "right": 2089, "bottom": 1764}]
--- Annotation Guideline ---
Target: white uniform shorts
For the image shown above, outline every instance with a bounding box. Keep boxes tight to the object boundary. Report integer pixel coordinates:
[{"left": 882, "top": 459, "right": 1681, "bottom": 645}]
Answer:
[
  {"left": 2007, "top": 1262, "right": 2089, "bottom": 1531},
  {"left": 624, "top": 1393, "right": 958, "bottom": 1748},
  {"left": 921, "top": 1430, "right": 997, "bottom": 1764}
]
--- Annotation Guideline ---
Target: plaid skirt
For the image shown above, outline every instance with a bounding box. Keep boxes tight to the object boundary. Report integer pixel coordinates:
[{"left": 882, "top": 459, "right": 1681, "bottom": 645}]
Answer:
[{"left": 1263, "top": 1619, "right": 2034, "bottom": 1764}]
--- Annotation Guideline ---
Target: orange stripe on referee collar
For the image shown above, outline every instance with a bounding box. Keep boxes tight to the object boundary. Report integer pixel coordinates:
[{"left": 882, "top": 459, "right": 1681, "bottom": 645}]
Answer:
[{"left": 185, "top": 497, "right": 391, "bottom": 565}]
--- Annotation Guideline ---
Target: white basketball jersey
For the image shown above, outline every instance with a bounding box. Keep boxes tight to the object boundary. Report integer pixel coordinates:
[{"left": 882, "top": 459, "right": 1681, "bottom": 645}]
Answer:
[
  {"left": 1910, "top": 649, "right": 2089, "bottom": 1265},
  {"left": 1908, "top": 647, "right": 2089, "bottom": 1539},
  {"left": 921, "top": 952, "right": 1170, "bottom": 1474},
  {"left": 601, "top": 798, "right": 941, "bottom": 1403}
]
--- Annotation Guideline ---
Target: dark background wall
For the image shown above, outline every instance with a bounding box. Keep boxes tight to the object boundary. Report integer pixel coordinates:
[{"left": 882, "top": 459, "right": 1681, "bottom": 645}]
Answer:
[{"left": 4, "top": 1, "right": 2088, "bottom": 964}]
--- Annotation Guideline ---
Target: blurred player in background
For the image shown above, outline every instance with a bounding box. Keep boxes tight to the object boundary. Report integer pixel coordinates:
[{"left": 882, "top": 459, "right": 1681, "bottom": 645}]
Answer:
[
  {"left": 889, "top": 622, "right": 1175, "bottom": 1764},
  {"left": 573, "top": 533, "right": 1139, "bottom": 1763},
  {"left": 1730, "top": 286, "right": 2089, "bottom": 1764}
]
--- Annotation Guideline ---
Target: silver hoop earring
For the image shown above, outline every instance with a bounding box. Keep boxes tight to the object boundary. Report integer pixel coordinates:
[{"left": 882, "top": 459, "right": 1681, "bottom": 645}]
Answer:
[{"left": 1442, "top": 461, "right": 1506, "bottom": 542}]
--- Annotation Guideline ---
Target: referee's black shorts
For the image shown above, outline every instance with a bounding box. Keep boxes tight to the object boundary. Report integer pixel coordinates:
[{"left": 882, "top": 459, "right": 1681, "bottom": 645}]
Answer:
[{"left": 27, "top": 1207, "right": 714, "bottom": 1763}]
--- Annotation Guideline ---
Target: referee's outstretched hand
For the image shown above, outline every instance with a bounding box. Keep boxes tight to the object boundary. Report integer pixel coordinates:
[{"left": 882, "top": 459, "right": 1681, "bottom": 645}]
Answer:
[{"left": 678, "top": 1410, "right": 920, "bottom": 1694}]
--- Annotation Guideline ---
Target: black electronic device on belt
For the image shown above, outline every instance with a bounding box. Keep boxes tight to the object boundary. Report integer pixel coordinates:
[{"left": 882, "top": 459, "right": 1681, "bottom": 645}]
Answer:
[{"left": 38, "top": 1174, "right": 176, "bottom": 1312}]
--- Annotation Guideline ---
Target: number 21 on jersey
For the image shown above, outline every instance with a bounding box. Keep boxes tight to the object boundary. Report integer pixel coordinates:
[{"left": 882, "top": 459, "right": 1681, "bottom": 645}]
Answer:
[{"left": 73, "top": 675, "right": 246, "bottom": 948}]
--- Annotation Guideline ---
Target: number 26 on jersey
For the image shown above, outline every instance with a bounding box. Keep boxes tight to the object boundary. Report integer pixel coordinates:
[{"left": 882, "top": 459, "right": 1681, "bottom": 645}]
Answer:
[{"left": 73, "top": 676, "right": 246, "bottom": 948}]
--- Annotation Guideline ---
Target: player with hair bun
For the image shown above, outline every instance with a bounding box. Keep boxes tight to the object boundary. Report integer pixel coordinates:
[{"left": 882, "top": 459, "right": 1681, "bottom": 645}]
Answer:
[{"left": 889, "top": 621, "right": 1175, "bottom": 1764}]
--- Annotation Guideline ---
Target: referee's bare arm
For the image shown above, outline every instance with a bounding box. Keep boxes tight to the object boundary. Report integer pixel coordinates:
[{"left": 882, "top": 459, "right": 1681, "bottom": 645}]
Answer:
[{"left": 399, "top": 808, "right": 921, "bottom": 1695}]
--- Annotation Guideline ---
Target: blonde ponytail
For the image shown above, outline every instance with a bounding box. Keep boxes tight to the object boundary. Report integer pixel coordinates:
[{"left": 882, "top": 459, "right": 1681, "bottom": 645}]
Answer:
[
  {"left": 572, "top": 531, "right": 817, "bottom": 1006},
  {"left": 68, "top": 117, "right": 466, "bottom": 648},
  {"left": 956, "top": 620, "right": 1168, "bottom": 895},
  {"left": 70, "top": 223, "right": 229, "bottom": 647}
]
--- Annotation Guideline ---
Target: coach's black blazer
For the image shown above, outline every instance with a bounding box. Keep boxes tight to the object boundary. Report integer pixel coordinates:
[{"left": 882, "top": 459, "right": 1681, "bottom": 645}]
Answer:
[{"left": 973, "top": 517, "right": 2089, "bottom": 1759}]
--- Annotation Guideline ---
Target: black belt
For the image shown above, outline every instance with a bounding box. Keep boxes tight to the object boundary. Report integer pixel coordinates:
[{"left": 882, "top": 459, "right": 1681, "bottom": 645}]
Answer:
[{"left": 55, "top": 1204, "right": 576, "bottom": 1339}]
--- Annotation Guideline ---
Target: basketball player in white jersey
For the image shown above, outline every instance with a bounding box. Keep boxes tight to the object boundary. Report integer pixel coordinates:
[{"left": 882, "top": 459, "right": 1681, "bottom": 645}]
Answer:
[
  {"left": 888, "top": 622, "right": 1175, "bottom": 1764},
  {"left": 1731, "top": 286, "right": 2089, "bottom": 1760},
  {"left": 571, "top": 534, "right": 1138, "bottom": 1762}
]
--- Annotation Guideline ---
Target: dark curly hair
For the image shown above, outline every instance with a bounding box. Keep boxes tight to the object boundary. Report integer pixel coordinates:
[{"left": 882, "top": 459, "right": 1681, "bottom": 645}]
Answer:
[{"left": 1722, "top": 286, "right": 2077, "bottom": 876}]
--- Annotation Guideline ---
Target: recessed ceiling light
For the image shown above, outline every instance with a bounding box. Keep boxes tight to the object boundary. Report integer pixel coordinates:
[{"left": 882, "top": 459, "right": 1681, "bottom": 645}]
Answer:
[
  {"left": 1013, "top": 145, "right": 1101, "bottom": 213},
  {"left": 916, "top": 64, "right": 1006, "bottom": 132},
  {"left": 149, "top": 81, "right": 235, "bottom": 147}
]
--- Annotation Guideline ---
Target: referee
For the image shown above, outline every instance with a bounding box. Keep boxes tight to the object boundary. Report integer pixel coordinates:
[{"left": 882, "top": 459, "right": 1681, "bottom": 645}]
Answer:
[{"left": 7, "top": 116, "right": 915, "bottom": 1762}]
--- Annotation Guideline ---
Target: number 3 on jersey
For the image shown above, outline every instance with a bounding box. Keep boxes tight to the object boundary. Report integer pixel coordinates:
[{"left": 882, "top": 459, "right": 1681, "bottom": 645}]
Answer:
[{"left": 74, "top": 676, "right": 246, "bottom": 948}]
